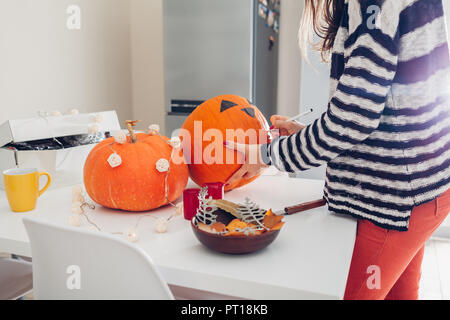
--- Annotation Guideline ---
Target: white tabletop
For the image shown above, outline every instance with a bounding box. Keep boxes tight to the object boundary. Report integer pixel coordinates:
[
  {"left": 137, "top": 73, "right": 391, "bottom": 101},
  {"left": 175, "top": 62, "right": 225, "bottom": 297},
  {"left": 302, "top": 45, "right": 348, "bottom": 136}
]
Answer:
[{"left": 0, "top": 171, "right": 357, "bottom": 300}]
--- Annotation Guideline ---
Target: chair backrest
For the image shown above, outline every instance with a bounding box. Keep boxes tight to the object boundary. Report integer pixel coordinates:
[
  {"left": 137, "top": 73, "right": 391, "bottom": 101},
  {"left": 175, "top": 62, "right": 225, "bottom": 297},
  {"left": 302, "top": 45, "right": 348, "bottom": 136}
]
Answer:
[{"left": 23, "top": 218, "right": 174, "bottom": 300}]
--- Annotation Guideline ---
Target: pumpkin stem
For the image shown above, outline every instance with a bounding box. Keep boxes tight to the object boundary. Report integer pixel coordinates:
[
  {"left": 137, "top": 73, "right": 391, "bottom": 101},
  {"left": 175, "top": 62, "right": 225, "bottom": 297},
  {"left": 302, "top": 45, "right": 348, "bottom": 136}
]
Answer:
[{"left": 126, "top": 120, "right": 140, "bottom": 143}]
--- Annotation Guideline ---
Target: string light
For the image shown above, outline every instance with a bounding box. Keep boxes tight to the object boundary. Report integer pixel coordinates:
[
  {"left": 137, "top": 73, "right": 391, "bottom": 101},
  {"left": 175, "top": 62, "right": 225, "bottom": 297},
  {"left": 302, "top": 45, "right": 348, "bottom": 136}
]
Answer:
[
  {"left": 155, "top": 218, "right": 169, "bottom": 233},
  {"left": 51, "top": 111, "right": 62, "bottom": 116},
  {"left": 68, "top": 214, "right": 82, "bottom": 227},
  {"left": 92, "top": 114, "right": 104, "bottom": 123},
  {"left": 88, "top": 123, "right": 100, "bottom": 134},
  {"left": 68, "top": 123, "right": 184, "bottom": 242}
]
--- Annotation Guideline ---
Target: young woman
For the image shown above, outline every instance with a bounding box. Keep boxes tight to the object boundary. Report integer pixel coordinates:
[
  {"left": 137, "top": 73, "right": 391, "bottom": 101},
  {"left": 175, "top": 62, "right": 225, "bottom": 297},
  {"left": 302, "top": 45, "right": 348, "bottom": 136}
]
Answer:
[{"left": 225, "top": 0, "right": 450, "bottom": 300}]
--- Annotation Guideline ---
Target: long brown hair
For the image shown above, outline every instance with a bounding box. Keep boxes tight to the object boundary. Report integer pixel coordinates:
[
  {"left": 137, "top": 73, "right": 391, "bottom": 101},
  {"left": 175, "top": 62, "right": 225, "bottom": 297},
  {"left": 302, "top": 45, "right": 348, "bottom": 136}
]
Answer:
[{"left": 299, "top": 0, "right": 345, "bottom": 62}]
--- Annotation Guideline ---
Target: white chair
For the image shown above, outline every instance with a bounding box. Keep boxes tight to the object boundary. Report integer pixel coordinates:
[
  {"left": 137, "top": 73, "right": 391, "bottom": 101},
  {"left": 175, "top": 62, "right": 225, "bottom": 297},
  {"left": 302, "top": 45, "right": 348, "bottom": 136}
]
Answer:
[
  {"left": 0, "top": 257, "right": 33, "bottom": 300},
  {"left": 23, "top": 218, "right": 174, "bottom": 300}
]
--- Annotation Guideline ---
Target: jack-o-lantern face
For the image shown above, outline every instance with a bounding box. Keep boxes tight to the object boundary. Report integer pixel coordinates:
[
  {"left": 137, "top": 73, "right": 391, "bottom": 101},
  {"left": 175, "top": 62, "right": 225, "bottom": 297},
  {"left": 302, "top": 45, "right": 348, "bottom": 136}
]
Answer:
[
  {"left": 181, "top": 95, "right": 270, "bottom": 191},
  {"left": 220, "top": 99, "right": 256, "bottom": 119}
]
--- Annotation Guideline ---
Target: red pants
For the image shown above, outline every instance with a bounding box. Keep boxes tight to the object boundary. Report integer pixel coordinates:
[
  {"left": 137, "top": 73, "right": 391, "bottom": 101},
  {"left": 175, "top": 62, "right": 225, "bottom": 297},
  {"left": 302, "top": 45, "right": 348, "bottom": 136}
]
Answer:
[{"left": 344, "top": 189, "right": 450, "bottom": 300}]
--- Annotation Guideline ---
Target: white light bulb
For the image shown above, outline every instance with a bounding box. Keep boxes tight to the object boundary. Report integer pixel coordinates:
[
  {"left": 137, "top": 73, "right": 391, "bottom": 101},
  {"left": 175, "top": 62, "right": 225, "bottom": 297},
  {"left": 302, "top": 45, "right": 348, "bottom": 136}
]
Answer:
[
  {"left": 155, "top": 218, "right": 169, "bottom": 233},
  {"left": 68, "top": 215, "right": 82, "bottom": 227},
  {"left": 51, "top": 111, "right": 62, "bottom": 116},
  {"left": 175, "top": 202, "right": 184, "bottom": 216},
  {"left": 72, "top": 203, "right": 84, "bottom": 215},
  {"left": 92, "top": 114, "right": 103, "bottom": 123},
  {"left": 126, "top": 229, "right": 139, "bottom": 242},
  {"left": 72, "top": 185, "right": 83, "bottom": 196}
]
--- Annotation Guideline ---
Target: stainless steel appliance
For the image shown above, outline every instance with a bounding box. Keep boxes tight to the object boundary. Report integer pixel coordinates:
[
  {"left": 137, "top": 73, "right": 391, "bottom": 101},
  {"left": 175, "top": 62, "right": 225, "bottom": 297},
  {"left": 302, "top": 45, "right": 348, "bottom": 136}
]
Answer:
[{"left": 164, "top": 0, "right": 280, "bottom": 135}]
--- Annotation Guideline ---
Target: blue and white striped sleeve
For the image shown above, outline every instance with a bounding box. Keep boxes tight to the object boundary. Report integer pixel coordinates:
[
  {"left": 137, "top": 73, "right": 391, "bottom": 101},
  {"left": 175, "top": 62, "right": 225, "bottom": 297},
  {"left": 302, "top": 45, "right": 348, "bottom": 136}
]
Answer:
[{"left": 264, "top": 1, "right": 401, "bottom": 173}]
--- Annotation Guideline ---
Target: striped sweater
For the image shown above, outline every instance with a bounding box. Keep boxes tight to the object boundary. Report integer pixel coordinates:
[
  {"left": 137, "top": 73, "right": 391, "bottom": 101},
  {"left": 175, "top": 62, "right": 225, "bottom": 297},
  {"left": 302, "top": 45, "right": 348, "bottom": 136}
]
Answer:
[{"left": 264, "top": 0, "right": 450, "bottom": 231}]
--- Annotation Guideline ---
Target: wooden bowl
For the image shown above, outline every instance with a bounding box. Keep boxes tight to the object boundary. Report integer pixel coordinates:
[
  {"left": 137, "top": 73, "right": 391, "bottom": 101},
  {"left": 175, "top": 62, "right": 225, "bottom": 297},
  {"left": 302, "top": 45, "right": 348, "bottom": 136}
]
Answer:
[{"left": 191, "top": 221, "right": 281, "bottom": 255}]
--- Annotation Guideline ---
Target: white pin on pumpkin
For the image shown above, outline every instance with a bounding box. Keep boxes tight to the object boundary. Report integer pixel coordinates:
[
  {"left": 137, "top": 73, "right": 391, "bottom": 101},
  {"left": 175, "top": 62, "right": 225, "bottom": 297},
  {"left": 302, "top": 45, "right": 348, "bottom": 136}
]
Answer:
[
  {"left": 156, "top": 158, "right": 170, "bottom": 173},
  {"left": 108, "top": 153, "right": 122, "bottom": 168},
  {"left": 113, "top": 130, "right": 127, "bottom": 144},
  {"left": 148, "top": 124, "right": 160, "bottom": 136},
  {"left": 168, "top": 137, "right": 181, "bottom": 149}
]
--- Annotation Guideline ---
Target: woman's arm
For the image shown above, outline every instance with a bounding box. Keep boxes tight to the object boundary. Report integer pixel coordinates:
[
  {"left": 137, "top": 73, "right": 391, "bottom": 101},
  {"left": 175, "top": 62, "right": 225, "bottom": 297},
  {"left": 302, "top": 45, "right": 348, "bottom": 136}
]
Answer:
[{"left": 266, "top": 1, "right": 401, "bottom": 173}]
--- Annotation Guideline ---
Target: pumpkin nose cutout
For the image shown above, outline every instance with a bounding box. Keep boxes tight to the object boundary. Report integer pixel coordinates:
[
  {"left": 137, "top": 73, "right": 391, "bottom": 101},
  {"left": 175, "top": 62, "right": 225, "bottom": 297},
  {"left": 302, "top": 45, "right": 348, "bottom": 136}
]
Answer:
[
  {"left": 220, "top": 100, "right": 238, "bottom": 113},
  {"left": 241, "top": 107, "right": 256, "bottom": 118}
]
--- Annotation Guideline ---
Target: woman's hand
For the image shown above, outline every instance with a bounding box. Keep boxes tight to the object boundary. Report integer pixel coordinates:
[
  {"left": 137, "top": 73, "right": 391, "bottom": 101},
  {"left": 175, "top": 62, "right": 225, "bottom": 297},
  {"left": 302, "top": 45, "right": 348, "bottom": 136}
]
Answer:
[
  {"left": 224, "top": 141, "right": 269, "bottom": 187},
  {"left": 270, "top": 115, "right": 306, "bottom": 136}
]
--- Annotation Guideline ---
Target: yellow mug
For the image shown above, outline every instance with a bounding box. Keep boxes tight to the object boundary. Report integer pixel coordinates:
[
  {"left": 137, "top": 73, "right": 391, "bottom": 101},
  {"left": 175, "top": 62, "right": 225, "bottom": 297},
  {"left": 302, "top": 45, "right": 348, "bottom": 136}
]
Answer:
[{"left": 3, "top": 168, "right": 52, "bottom": 212}]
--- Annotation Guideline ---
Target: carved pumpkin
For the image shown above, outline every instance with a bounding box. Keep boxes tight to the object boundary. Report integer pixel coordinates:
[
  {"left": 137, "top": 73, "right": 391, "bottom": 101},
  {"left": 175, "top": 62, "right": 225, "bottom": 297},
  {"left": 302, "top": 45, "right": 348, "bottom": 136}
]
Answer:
[
  {"left": 84, "top": 121, "right": 189, "bottom": 212},
  {"left": 181, "top": 95, "right": 270, "bottom": 191}
]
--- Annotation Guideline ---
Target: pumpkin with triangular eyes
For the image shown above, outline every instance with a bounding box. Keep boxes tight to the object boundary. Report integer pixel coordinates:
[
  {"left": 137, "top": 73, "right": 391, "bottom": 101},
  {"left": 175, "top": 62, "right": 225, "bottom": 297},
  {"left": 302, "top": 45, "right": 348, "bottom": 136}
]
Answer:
[{"left": 181, "top": 95, "right": 270, "bottom": 191}]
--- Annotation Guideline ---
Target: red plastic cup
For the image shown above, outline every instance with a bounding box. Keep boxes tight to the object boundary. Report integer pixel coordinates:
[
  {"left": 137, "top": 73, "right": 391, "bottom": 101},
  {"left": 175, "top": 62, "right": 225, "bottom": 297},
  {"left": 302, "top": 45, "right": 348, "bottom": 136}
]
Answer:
[
  {"left": 203, "top": 182, "right": 224, "bottom": 200},
  {"left": 183, "top": 188, "right": 201, "bottom": 221}
]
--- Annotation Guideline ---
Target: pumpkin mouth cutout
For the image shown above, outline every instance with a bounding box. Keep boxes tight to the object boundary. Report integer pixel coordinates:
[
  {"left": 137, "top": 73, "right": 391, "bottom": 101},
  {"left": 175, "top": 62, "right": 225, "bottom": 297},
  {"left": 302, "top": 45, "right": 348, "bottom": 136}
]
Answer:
[{"left": 220, "top": 100, "right": 256, "bottom": 119}]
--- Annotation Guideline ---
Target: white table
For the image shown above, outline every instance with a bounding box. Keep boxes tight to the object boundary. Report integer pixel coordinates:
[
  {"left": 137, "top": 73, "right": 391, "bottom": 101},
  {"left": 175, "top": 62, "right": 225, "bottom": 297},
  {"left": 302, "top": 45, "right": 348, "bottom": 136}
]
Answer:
[{"left": 0, "top": 172, "right": 357, "bottom": 300}]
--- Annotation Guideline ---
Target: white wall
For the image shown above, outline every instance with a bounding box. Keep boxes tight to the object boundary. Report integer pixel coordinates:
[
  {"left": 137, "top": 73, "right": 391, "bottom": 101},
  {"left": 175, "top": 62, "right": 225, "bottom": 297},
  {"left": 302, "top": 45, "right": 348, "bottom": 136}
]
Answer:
[
  {"left": 281, "top": 2, "right": 330, "bottom": 180},
  {"left": 276, "top": 0, "right": 304, "bottom": 118},
  {"left": 130, "top": 0, "right": 166, "bottom": 133},
  {"left": 0, "top": 0, "right": 133, "bottom": 125}
]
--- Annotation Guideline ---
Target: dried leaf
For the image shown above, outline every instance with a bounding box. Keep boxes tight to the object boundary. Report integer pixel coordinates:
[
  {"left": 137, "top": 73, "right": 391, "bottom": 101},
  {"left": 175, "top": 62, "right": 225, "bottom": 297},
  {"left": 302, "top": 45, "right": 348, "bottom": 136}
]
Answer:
[
  {"left": 211, "top": 222, "right": 227, "bottom": 233},
  {"left": 270, "top": 222, "right": 285, "bottom": 231},
  {"left": 226, "top": 219, "right": 248, "bottom": 232},
  {"left": 248, "top": 224, "right": 264, "bottom": 235},
  {"left": 263, "top": 214, "right": 284, "bottom": 229}
]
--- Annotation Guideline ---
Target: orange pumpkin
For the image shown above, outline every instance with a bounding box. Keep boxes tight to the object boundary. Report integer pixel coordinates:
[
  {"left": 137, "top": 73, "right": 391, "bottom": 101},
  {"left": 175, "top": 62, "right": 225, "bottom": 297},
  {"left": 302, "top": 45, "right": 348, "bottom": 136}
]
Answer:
[
  {"left": 181, "top": 95, "right": 270, "bottom": 191},
  {"left": 83, "top": 121, "right": 189, "bottom": 212}
]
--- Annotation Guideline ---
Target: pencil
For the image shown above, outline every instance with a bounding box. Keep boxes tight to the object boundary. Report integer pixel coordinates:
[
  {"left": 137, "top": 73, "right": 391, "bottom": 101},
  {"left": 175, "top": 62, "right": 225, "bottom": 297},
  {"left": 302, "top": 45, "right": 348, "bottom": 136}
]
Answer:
[
  {"left": 270, "top": 108, "right": 314, "bottom": 130},
  {"left": 286, "top": 108, "right": 314, "bottom": 122}
]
